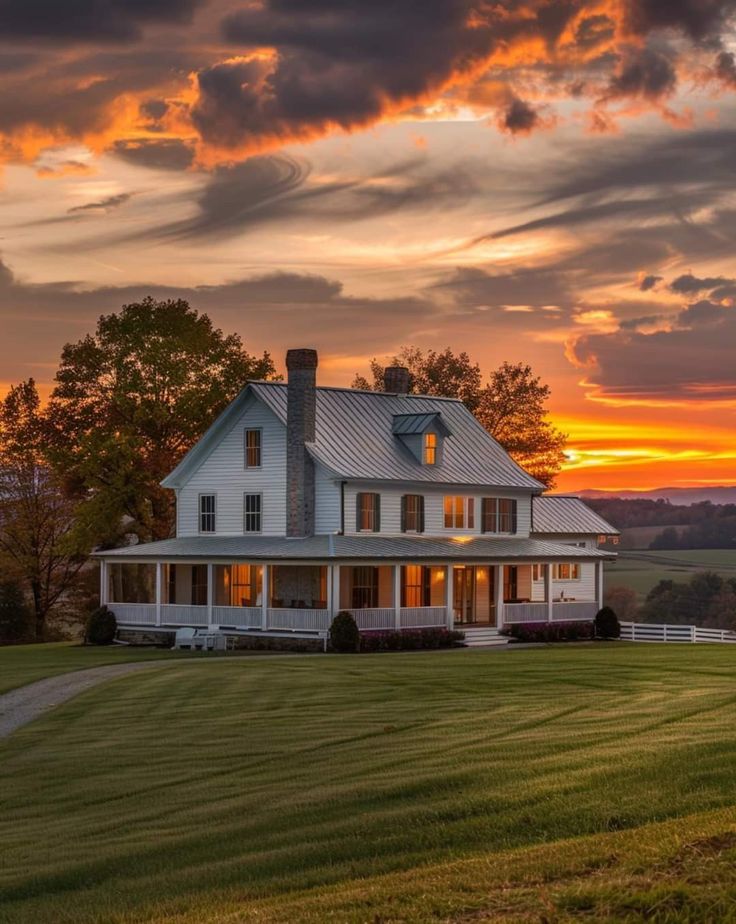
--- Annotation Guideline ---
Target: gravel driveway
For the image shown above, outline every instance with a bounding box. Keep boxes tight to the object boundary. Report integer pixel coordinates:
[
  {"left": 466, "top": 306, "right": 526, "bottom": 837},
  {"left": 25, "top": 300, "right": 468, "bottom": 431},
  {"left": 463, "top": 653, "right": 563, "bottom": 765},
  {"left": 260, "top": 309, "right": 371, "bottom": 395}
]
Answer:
[{"left": 0, "top": 661, "right": 177, "bottom": 739}]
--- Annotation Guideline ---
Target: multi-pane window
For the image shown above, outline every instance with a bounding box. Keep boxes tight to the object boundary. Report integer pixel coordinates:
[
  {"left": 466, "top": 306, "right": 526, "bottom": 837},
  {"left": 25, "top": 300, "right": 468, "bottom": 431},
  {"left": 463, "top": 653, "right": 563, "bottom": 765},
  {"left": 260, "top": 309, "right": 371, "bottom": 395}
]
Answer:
[
  {"left": 402, "top": 494, "right": 424, "bottom": 532},
  {"left": 244, "top": 493, "right": 262, "bottom": 533},
  {"left": 244, "top": 428, "right": 262, "bottom": 468},
  {"left": 351, "top": 567, "right": 379, "bottom": 608},
  {"left": 199, "top": 494, "right": 216, "bottom": 533},
  {"left": 424, "top": 432, "right": 437, "bottom": 465},
  {"left": 356, "top": 492, "right": 380, "bottom": 532},
  {"left": 553, "top": 563, "right": 581, "bottom": 580},
  {"left": 443, "top": 496, "right": 474, "bottom": 529},
  {"left": 481, "top": 497, "right": 517, "bottom": 534},
  {"left": 401, "top": 565, "right": 431, "bottom": 607}
]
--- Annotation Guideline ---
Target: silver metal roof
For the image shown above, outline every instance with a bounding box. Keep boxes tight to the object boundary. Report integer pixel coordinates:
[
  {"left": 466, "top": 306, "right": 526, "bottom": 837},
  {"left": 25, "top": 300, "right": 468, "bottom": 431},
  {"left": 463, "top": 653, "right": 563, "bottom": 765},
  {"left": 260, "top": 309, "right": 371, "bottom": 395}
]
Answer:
[
  {"left": 392, "top": 412, "right": 451, "bottom": 436},
  {"left": 97, "top": 534, "right": 611, "bottom": 561},
  {"left": 252, "top": 383, "right": 543, "bottom": 488},
  {"left": 532, "top": 495, "right": 619, "bottom": 535}
]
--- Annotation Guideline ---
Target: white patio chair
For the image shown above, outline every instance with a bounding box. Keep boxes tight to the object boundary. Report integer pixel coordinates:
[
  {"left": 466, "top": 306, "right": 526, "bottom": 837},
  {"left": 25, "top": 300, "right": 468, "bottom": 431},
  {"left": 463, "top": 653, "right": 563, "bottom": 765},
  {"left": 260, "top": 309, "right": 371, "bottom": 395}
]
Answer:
[{"left": 173, "top": 627, "right": 197, "bottom": 650}]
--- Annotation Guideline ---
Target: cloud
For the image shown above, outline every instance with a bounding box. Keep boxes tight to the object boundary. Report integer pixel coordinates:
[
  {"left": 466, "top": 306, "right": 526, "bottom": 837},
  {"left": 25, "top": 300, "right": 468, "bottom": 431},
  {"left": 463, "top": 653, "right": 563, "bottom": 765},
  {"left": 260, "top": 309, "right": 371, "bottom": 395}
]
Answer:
[
  {"left": 621, "top": 0, "right": 736, "bottom": 42},
  {"left": 669, "top": 272, "right": 734, "bottom": 294},
  {"left": 604, "top": 45, "right": 677, "bottom": 101},
  {"left": 111, "top": 138, "right": 196, "bottom": 170},
  {"left": 714, "top": 50, "right": 736, "bottom": 87},
  {"left": 499, "top": 97, "right": 542, "bottom": 134},
  {"left": 67, "top": 192, "right": 134, "bottom": 214},
  {"left": 638, "top": 273, "right": 662, "bottom": 291}
]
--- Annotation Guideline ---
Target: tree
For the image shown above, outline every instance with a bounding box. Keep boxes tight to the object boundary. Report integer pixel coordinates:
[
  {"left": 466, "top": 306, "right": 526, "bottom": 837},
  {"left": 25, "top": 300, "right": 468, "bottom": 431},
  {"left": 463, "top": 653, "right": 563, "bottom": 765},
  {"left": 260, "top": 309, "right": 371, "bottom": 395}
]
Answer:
[
  {"left": 353, "top": 347, "right": 566, "bottom": 487},
  {"left": 0, "top": 380, "right": 86, "bottom": 639},
  {"left": 46, "top": 298, "right": 277, "bottom": 544},
  {"left": 0, "top": 581, "right": 31, "bottom": 643},
  {"left": 604, "top": 585, "right": 638, "bottom": 622}
]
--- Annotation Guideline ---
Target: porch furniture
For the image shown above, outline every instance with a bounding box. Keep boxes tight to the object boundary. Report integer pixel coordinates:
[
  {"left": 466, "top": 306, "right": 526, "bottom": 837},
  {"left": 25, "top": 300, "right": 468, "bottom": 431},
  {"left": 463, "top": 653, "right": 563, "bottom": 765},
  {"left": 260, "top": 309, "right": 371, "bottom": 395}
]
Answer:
[{"left": 173, "top": 627, "right": 197, "bottom": 649}]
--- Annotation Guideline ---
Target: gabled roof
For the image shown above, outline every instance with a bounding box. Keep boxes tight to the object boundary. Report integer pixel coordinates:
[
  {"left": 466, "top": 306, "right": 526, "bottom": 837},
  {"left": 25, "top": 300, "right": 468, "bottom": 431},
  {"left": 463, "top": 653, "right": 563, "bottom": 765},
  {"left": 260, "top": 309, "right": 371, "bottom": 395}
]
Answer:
[
  {"left": 392, "top": 412, "right": 451, "bottom": 437},
  {"left": 96, "top": 534, "right": 612, "bottom": 561},
  {"left": 532, "top": 495, "right": 619, "bottom": 535},
  {"left": 163, "top": 382, "right": 543, "bottom": 490}
]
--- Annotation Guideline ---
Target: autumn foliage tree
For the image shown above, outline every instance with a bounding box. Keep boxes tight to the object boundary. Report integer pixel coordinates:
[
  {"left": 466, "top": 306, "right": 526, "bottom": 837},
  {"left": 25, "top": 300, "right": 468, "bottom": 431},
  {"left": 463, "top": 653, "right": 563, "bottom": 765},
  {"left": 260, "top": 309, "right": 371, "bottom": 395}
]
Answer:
[
  {"left": 353, "top": 347, "right": 567, "bottom": 488},
  {"left": 46, "top": 298, "right": 277, "bottom": 544}
]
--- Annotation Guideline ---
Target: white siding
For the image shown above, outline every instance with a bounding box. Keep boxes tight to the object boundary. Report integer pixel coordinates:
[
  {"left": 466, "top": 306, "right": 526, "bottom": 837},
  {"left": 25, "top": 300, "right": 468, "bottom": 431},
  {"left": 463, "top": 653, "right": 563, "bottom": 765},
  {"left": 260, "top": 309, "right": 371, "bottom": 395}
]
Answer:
[
  {"left": 315, "top": 464, "right": 341, "bottom": 534},
  {"left": 177, "top": 398, "right": 287, "bottom": 536},
  {"left": 343, "top": 482, "right": 533, "bottom": 538}
]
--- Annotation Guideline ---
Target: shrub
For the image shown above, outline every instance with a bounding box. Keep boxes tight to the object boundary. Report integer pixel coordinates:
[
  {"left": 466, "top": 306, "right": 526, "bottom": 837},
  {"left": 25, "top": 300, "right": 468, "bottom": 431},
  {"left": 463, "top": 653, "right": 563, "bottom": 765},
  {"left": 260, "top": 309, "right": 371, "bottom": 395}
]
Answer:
[
  {"left": 604, "top": 586, "right": 638, "bottom": 623},
  {"left": 0, "top": 581, "right": 31, "bottom": 644},
  {"left": 330, "top": 611, "right": 360, "bottom": 653},
  {"left": 85, "top": 606, "right": 117, "bottom": 645},
  {"left": 359, "top": 628, "right": 465, "bottom": 652},
  {"left": 501, "top": 621, "right": 594, "bottom": 643},
  {"left": 595, "top": 606, "right": 621, "bottom": 639}
]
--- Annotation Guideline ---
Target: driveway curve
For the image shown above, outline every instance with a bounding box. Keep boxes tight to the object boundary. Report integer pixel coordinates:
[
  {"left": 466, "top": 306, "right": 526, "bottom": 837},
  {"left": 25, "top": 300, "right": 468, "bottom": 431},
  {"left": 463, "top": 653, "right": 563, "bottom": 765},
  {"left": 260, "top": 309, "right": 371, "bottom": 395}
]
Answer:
[{"left": 0, "top": 660, "right": 178, "bottom": 739}]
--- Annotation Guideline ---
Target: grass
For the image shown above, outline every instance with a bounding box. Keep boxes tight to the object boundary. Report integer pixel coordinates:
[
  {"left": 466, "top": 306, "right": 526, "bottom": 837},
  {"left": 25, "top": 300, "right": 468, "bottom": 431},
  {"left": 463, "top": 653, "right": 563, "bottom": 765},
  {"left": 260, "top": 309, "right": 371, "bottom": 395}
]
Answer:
[
  {"left": 0, "top": 642, "right": 230, "bottom": 695},
  {"left": 605, "top": 548, "right": 736, "bottom": 600},
  {"left": 3, "top": 644, "right": 736, "bottom": 921}
]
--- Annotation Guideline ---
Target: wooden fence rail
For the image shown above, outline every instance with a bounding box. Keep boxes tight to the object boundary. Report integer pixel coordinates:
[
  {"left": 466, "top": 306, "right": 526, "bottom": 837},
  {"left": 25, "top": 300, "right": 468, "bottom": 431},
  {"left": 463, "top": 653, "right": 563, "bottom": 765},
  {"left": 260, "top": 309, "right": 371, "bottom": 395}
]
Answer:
[{"left": 620, "top": 622, "right": 736, "bottom": 643}]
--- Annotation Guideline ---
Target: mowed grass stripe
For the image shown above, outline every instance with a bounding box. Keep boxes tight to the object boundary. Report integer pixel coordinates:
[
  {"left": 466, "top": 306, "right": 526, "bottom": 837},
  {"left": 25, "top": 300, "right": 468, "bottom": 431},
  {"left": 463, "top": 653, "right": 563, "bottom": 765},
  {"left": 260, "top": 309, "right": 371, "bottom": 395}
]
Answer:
[{"left": 1, "top": 645, "right": 736, "bottom": 922}]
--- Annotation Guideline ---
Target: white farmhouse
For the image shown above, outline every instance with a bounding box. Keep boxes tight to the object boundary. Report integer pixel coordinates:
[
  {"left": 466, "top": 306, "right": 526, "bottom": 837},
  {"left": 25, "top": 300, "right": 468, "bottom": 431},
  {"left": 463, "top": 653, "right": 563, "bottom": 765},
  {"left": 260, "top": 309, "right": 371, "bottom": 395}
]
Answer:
[{"left": 98, "top": 349, "right": 618, "bottom": 645}]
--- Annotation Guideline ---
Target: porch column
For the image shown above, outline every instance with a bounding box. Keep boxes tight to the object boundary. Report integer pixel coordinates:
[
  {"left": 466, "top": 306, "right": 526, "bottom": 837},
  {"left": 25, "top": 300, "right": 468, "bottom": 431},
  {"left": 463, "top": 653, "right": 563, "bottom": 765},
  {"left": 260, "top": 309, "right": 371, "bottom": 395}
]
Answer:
[
  {"left": 544, "top": 563, "right": 553, "bottom": 623},
  {"left": 596, "top": 560, "right": 604, "bottom": 609},
  {"left": 330, "top": 564, "right": 340, "bottom": 620},
  {"left": 155, "top": 562, "right": 162, "bottom": 627},
  {"left": 207, "top": 562, "right": 214, "bottom": 628},
  {"left": 261, "top": 564, "right": 269, "bottom": 631},
  {"left": 445, "top": 565, "right": 453, "bottom": 629},
  {"left": 494, "top": 564, "right": 504, "bottom": 629},
  {"left": 99, "top": 559, "right": 107, "bottom": 606},
  {"left": 393, "top": 565, "right": 401, "bottom": 630}
]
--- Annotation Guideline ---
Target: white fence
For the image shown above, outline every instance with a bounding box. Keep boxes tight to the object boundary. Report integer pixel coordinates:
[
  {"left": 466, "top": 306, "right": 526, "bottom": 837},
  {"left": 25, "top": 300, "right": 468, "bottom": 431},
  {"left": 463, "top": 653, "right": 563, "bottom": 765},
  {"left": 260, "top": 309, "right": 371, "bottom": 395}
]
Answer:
[
  {"left": 349, "top": 608, "right": 395, "bottom": 630},
  {"left": 620, "top": 622, "right": 736, "bottom": 644},
  {"left": 161, "top": 604, "right": 208, "bottom": 626},
  {"left": 267, "top": 608, "right": 331, "bottom": 631},
  {"left": 110, "top": 603, "right": 156, "bottom": 625},
  {"left": 213, "top": 606, "right": 262, "bottom": 629},
  {"left": 503, "top": 601, "right": 598, "bottom": 624},
  {"left": 399, "top": 606, "right": 447, "bottom": 628}
]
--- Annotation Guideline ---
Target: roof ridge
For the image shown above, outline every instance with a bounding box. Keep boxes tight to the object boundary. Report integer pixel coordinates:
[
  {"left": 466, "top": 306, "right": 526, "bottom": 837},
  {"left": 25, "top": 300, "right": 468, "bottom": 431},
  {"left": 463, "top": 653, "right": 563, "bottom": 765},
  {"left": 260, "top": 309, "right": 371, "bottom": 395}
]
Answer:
[{"left": 248, "top": 381, "right": 464, "bottom": 402}]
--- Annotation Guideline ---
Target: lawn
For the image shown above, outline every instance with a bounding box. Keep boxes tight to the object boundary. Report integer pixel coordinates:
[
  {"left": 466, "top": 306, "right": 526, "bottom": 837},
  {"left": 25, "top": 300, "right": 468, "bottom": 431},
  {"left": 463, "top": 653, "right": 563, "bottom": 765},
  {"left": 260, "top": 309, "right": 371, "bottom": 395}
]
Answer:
[
  {"left": 3, "top": 644, "right": 736, "bottom": 922},
  {"left": 605, "top": 548, "right": 736, "bottom": 600}
]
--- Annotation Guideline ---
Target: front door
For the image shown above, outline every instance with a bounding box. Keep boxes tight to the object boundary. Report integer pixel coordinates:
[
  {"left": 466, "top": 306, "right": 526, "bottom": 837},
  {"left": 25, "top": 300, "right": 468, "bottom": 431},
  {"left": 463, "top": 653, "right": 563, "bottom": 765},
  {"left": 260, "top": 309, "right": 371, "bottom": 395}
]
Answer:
[{"left": 453, "top": 566, "right": 475, "bottom": 624}]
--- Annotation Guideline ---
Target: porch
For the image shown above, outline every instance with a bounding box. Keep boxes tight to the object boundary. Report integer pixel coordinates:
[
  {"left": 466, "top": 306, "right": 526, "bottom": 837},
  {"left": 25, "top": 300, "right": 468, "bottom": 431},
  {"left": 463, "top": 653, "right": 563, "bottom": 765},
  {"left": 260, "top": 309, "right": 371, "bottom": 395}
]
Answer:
[{"left": 102, "top": 559, "right": 603, "bottom": 635}]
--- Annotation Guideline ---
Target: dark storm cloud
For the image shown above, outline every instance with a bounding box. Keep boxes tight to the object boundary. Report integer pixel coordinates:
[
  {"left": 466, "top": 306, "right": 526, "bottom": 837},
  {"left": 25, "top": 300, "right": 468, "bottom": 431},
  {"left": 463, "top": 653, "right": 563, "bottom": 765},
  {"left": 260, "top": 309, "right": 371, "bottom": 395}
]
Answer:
[
  {"left": 500, "top": 97, "right": 541, "bottom": 134},
  {"left": 0, "top": 0, "right": 205, "bottom": 43},
  {"left": 111, "top": 138, "right": 196, "bottom": 171},
  {"left": 715, "top": 51, "right": 736, "bottom": 86},
  {"left": 638, "top": 274, "right": 662, "bottom": 291},
  {"left": 670, "top": 272, "right": 733, "bottom": 294},
  {"left": 605, "top": 45, "right": 677, "bottom": 100},
  {"left": 68, "top": 192, "right": 133, "bottom": 213},
  {"left": 621, "top": 0, "right": 736, "bottom": 42},
  {"left": 431, "top": 265, "right": 574, "bottom": 310}
]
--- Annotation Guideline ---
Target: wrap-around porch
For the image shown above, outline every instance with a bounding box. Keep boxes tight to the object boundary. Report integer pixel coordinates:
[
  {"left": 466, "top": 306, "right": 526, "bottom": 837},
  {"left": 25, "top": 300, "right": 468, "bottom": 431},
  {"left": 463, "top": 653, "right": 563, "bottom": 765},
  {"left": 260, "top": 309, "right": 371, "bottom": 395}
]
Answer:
[{"left": 103, "top": 560, "right": 604, "bottom": 633}]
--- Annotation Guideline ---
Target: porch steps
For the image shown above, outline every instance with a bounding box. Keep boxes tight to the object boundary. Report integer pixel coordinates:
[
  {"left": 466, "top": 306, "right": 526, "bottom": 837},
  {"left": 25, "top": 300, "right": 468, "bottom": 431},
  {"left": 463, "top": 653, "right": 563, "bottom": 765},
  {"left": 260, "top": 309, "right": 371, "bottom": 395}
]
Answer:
[{"left": 461, "top": 627, "right": 510, "bottom": 648}]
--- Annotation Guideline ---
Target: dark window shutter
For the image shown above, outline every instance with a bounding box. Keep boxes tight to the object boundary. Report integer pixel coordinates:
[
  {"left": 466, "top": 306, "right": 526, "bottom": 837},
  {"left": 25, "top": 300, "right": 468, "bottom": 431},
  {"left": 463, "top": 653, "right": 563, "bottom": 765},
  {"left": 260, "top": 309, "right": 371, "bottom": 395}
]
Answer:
[
  {"left": 481, "top": 497, "right": 488, "bottom": 533},
  {"left": 400, "top": 495, "right": 407, "bottom": 533},
  {"left": 356, "top": 493, "right": 363, "bottom": 531},
  {"left": 400, "top": 565, "right": 406, "bottom": 607},
  {"left": 418, "top": 495, "right": 425, "bottom": 533},
  {"left": 423, "top": 566, "right": 431, "bottom": 607},
  {"left": 511, "top": 500, "right": 518, "bottom": 534},
  {"left": 373, "top": 493, "right": 381, "bottom": 532}
]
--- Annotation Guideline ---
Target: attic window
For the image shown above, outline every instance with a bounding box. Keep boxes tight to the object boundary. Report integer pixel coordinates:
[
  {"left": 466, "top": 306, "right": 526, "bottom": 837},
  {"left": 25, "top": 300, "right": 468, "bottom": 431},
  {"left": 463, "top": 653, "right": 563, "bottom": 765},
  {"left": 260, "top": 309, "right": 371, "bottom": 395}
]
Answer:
[{"left": 424, "top": 432, "right": 437, "bottom": 465}]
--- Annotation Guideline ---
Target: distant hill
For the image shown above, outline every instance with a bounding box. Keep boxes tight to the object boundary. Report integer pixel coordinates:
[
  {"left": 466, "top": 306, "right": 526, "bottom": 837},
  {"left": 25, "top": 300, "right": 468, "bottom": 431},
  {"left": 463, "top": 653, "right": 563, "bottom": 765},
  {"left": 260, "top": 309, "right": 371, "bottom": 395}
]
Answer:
[{"left": 578, "top": 486, "right": 736, "bottom": 505}]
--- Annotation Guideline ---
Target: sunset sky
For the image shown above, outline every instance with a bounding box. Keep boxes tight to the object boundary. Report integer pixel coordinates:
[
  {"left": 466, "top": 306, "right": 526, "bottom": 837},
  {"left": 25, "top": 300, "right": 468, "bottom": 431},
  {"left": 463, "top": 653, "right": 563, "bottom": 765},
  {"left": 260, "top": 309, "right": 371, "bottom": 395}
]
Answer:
[{"left": 1, "top": 0, "right": 736, "bottom": 491}]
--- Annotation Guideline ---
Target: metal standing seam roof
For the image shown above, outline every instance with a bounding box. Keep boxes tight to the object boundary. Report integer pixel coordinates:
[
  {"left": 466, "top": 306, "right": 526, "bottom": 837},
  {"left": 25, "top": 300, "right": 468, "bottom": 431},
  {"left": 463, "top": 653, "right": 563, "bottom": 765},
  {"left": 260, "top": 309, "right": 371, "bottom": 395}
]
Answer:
[
  {"left": 391, "top": 412, "right": 451, "bottom": 436},
  {"left": 250, "top": 383, "right": 543, "bottom": 489},
  {"left": 532, "top": 495, "right": 619, "bottom": 535},
  {"left": 95, "top": 534, "right": 613, "bottom": 561}
]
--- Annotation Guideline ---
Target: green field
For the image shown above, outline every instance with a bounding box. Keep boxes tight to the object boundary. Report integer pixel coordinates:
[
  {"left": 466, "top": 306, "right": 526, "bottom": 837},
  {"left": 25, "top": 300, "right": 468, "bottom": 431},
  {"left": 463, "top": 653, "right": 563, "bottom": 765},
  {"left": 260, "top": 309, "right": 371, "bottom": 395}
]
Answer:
[
  {"left": 4, "top": 645, "right": 736, "bottom": 922},
  {"left": 605, "top": 548, "right": 736, "bottom": 600}
]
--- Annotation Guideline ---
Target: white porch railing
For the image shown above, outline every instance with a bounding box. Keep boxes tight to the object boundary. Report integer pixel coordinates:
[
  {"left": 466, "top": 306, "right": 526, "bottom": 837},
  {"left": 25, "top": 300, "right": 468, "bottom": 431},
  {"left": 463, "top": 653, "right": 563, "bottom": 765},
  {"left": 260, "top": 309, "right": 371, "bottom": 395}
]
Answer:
[
  {"left": 552, "top": 601, "right": 598, "bottom": 621},
  {"left": 109, "top": 603, "right": 156, "bottom": 625},
  {"left": 267, "top": 608, "right": 330, "bottom": 631},
  {"left": 620, "top": 622, "right": 736, "bottom": 643},
  {"left": 503, "top": 602, "right": 548, "bottom": 623},
  {"left": 161, "top": 604, "right": 208, "bottom": 626},
  {"left": 213, "top": 606, "right": 262, "bottom": 628},
  {"left": 400, "top": 606, "right": 447, "bottom": 628},
  {"left": 348, "top": 608, "right": 395, "bottom": 630}
]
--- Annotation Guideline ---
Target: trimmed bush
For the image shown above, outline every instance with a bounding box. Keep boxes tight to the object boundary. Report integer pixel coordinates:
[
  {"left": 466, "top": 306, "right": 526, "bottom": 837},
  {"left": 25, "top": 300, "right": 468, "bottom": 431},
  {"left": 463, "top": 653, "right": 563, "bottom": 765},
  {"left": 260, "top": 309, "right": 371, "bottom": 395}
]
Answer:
[
  {"left": 0, "top": 581, "right": 31, "bottom": 644},
  {"left": 595, "top": 606, "right": 621, "bottom": 639},
  {"left": 330, "top": 611, "right": 360, "bottom": 653},
  {"left": 359, "top": 628, "right": 465, "bottom": 652},
  {"left": 85, "top": 606, "right": 117, "bottom": 645},
  {"left": 501, "top": 621, "right": 594, "bottom": 643}
]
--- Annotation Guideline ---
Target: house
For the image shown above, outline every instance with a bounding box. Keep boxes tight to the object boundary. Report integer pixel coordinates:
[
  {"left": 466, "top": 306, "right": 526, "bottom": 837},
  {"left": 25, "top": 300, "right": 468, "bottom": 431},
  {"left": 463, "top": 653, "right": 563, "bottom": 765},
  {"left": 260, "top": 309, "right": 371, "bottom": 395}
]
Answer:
[{"left": 97, "top": 349, "right": 618, "bottom": 645}]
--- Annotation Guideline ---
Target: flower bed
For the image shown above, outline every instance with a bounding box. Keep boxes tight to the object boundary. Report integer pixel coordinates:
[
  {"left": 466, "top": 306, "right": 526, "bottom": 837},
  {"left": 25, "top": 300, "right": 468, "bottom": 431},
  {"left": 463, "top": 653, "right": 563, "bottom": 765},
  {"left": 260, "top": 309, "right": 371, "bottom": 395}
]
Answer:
[
  {"left": 501, "top": 621, "right": 594, "bottom": 643},
  {"left": 359, "top": 628, "right": 465, "bottom": 652}
]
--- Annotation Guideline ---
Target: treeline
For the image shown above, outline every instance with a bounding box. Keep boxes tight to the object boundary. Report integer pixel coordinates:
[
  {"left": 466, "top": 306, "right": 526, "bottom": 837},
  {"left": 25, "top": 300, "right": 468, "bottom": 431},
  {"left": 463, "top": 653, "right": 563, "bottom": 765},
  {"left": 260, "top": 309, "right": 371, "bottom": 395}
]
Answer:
[
  {"left": 586, "top": 497, "right": 736, "bottom": 530},
  {"left": 606, "top": 572, "right": 736, "bottom": 630},
  {"left": 650, "top": 518, "right": 736, "bottom": 550}
]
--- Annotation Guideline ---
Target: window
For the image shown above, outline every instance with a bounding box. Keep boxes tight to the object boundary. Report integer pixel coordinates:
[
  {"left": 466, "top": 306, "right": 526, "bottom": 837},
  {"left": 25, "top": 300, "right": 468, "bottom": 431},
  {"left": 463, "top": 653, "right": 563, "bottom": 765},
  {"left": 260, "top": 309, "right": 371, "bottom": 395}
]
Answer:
[
  {"left": 401, "top": 565, "right": 430, "bottom": 607},
  {"left": 221, "top": 564, "right": 261, "bottom": 607},
  {"left": 351, "top": 567, "right": 379, "bottom": 608},
  {"left": 356, "top": 492, "right": 380, "bottom": 532},
  {"left": 244, "top": 428, "right": 262, "bottom": 467},
  {"left": 481, "top": 497, "right": 517, "bottom": 534},
  {"left": 443, "top": 496, "right": 474, "bottom": 529},
  {"left": 401, "top": 494, "right": 424, "bottom": 532},
  {"left": 199, "top": 494, "right": 216, "bottom": 533},
  {"left": 191, "top": 564, "right": 208, "bottom": 606},
  {"left": 553, "top": 563, "right": 581, "bottom": 580},
  {"left": 424, "top": 432, "right": 437, "bottom": 465},
  {"left": 244, "top": 493, "right": 262, "bottom": 533}
]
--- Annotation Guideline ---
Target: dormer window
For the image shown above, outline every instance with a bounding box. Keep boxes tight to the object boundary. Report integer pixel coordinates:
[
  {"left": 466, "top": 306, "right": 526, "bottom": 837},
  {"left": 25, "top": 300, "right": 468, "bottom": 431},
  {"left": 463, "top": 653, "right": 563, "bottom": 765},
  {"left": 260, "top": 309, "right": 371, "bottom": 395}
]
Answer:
[{"left": 424, "top": 432, "right": 437, "bottom": 465}]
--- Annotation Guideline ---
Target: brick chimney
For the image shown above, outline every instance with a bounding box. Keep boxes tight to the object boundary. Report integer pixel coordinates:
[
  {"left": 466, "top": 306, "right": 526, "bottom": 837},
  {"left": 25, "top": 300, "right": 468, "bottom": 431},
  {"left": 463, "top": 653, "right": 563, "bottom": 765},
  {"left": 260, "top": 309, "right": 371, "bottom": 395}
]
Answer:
[
  {"left": 286, "top": 348, "right": 318, "bottom": 537},
  {"left": 384, "top": 365, "right": 410, "bottom": 394}
]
